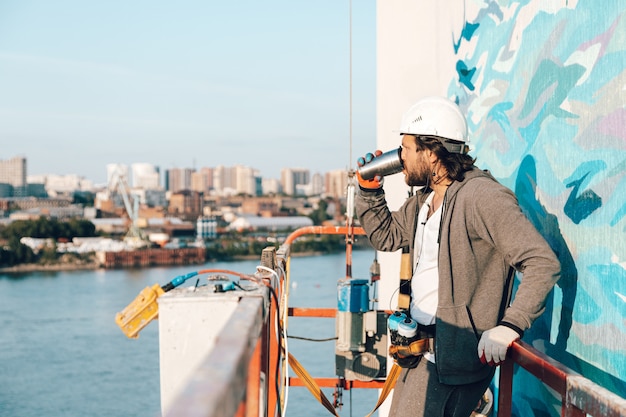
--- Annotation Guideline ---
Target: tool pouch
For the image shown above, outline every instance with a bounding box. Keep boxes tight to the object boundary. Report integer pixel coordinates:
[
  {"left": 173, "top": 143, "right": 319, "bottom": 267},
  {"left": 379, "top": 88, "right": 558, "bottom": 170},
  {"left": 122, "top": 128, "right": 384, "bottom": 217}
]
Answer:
[
  {"left": 395, "top": 354, "right": 422, "bottom": 369},
  {"left": 389, "top": 322, "right": 435, "bottom": 368},
  {"left": 389, "top": 337, "right": 434, "bottom": 368}
]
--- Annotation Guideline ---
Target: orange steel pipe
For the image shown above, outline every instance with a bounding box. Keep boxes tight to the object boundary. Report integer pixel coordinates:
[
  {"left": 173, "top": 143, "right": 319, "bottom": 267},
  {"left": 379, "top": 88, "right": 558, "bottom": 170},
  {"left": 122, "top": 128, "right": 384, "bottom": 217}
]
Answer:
[
  {"left": 288, "top": 307, "right": 337, "bottom": 318},
  {"left": 510, "top": 340, "right": 572, "bottom": 394},
  {"left": 284, "top": 226, "right": 365, "bottom": 245},
  {"left": 266, "top": 292, "right": 279, "bottom": 417},
  {"left": 244, "top": 338, "right": 262, "bottom": 417},
  {"left": 288, "top": 377, "right": 386, "bottom": 389},
  {"left": 288, "top": 307, "right": 394, "bottom": 318},
  {"left": 498, "top": 356, "right": 515, "bottom": 416},
  {"left": 498, "top": 340, "right": 587, "bottom": 417}
]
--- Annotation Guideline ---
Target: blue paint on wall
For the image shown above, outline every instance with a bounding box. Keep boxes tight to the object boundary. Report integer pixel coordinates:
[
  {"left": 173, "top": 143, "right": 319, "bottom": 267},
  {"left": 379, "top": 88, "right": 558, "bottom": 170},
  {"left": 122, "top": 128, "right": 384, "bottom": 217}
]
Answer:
[
  {"left": 456, "top": 60, "right": 476, "bottom": 91},
  {"left": 590, "top": 263, "right": 626, "bottom": 313},
  {"left": 453, "top": 22, "right": 479, "bottom": 53},
  {"left": 447, "top": 0, "right": 626, "bottom": 414}
]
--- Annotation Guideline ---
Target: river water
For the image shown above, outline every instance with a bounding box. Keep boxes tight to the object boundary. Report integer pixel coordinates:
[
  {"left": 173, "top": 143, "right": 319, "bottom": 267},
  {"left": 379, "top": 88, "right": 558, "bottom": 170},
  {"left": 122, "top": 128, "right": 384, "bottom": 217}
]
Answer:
[{"left": 0, "top": 249, "right": 383, "bottom": 417}]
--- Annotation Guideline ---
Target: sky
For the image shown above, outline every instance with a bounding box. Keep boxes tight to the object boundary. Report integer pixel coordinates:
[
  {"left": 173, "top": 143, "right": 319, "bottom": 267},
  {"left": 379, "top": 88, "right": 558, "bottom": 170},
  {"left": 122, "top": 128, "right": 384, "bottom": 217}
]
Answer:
[{"left": 0, "top": 0, "right": 376, "bottom": 185}]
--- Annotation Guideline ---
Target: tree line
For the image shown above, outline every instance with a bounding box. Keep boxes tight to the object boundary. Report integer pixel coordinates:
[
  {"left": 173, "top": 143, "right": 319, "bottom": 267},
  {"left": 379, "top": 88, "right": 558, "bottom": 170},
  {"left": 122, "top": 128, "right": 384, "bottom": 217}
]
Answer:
[
  {"left": 0, "top": 218, "right": 98, "bottom": 267},
  {"left": 0, "top": 200, "right": 358, "bottom": 268}
]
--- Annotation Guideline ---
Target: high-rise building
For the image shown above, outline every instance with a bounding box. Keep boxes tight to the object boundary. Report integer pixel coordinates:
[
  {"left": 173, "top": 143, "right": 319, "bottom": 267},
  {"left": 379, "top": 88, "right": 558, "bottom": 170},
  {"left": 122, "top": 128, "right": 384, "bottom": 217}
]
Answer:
[
  {"left": 280, "top": 168, "right": 310, "bottom": 195},
  {"left": 132, "top": 163, "right": 161, "bottom": 190},
  {"left": 234, "top": 165, "right": 257, "bottom": 196},
  {"left": 262, "top": 178, "right": 281, "bottom": 195},
  {"left": 191, "top": 167, "right": 213, "bottom": 194},
  {"left": 212, "top": 165, "right": 257, "bottom": 196},
  {"left": 213, "top": 165, "right": 234, "bottom": 194},
  {"left": 167, "top": 168, "right": 195, "bottom": 193},
  {"left": 325, "top": 169, "right": 349, "bottom": 199},
  {"left": 310, "top": 173, "right": 324, "bottom": 196},
  {"left": 0, "top": 156, "right": 27, "bottom": 196}
]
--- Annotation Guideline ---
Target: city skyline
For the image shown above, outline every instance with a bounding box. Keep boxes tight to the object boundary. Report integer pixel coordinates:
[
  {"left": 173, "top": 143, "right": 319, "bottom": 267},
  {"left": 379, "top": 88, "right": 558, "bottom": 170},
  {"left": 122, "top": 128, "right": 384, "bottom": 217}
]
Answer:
[
  {"left": 2, "top": 154, "right": 351, "bottom": 199},
  {"left": 13, "top": 153, "right": 351, "bottom": 186},
  {"left": 0, "top": 1, "right": 377, "bottom": 184}
]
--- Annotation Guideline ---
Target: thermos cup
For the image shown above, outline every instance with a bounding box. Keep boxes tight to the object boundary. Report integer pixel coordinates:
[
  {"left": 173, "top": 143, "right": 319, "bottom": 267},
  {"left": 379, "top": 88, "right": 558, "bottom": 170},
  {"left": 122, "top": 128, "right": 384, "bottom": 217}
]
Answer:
[{"left": 357, "top": 147, "right": 403, "bottom": 180}]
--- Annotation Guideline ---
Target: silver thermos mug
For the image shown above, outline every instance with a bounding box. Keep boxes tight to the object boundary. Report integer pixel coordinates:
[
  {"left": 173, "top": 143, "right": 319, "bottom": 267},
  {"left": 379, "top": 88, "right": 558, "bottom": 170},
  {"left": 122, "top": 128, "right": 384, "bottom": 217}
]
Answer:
[{"left": 357, "top": 147, "right": 403, "bottom": 180}]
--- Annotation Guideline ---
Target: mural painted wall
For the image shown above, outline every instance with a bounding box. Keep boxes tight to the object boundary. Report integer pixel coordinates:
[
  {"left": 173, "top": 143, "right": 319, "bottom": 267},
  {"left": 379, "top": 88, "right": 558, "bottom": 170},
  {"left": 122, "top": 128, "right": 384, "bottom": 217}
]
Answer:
[{"left": 448, "top": 0, "right": 626, "bottom": 415}]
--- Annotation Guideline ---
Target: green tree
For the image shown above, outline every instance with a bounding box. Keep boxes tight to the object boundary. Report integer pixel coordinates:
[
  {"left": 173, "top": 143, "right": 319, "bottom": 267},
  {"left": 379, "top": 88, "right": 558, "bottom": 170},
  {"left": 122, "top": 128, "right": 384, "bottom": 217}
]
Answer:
[
  {"left": 0, "top": 218, "right": 98, "bottom": 241},
  {"left": 0, "top": 248, "right": 17, "bottom": 266},
  {"left": 7, "top": 235, "right": 35, "bottom": 264},
  {"left": 39, "top": 242, "right": 58, "bottom": 263},
  {"left": 308, "top": 199, "right": 332, "bottom": 225},
  {"left": 0, "top": 217, "right": 98, "bottom": 267}
]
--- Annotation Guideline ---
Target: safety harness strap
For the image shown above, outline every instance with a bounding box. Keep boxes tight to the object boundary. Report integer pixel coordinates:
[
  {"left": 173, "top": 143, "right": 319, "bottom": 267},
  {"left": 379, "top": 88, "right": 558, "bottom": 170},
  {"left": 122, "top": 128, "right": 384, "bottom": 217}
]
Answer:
[
  {"left": 398, "top": 247, "right": 412, "bottom": 310},
  {"left": 288, "top": 352, "right": 340, "bottom": 417},
  {"left": 364, "top": 362, "right": 402, "bottom": 417},
  {"left": 288, "top": 353, "right": 401, "bottom": 417}
]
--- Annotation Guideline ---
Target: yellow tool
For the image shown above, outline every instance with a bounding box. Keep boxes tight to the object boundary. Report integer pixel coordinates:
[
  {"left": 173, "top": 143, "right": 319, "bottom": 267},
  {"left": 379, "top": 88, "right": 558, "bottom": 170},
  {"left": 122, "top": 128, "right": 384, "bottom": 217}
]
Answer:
[
  {"left": 115, "top": 271, "right": 199, "bottom": 338},
  {"left": 115, "top": 283, "right": 165, "bottom": 339}
]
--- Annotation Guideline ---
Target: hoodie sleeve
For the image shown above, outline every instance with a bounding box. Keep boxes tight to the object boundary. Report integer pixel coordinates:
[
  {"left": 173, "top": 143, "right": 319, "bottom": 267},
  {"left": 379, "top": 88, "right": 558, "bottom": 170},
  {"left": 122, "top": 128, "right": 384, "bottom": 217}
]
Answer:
[
  {"left": 354, "top": 187, "right": 416, "bottom": 253},
  {"left": 469, "top": 178, "right": 561, "bottom": 331}
]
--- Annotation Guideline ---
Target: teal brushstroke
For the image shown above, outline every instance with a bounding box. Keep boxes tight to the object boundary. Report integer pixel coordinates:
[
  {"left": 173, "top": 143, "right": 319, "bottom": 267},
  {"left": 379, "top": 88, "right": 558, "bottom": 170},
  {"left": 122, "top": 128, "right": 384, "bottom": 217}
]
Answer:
[
  {"left": 453, "top": 21, "right": 480, "bottom": 53},
  {"left": 487, "top": 102, "right": 513, "bottom": 131},
  {"left": 589, "top": 263, "right": 626, "bottom": 315},
  {"left": 456, "top": 60, "right": 476, "bottom": 91},
  {"left": 572, "top": 284, "right": 601, "bottom": 324},
  {"left": 564, "top": 172, "right": 602, "bottom": 224},
  {"left": 564, "top": 160, "right": 607, "bottom": 186},
  {"left": 611, "top": 201, "right": 626, "bottom": 227},
  {"left": 519, "top": 59, "right": 583, "bottom": 119}
]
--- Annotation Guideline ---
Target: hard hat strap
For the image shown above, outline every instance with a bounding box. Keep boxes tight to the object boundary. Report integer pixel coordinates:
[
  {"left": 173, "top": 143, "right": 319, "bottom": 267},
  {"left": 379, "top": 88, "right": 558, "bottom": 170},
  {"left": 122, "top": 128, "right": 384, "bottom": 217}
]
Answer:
[{"left": 441, "top": 139, "right": 469, "bottom": 154}]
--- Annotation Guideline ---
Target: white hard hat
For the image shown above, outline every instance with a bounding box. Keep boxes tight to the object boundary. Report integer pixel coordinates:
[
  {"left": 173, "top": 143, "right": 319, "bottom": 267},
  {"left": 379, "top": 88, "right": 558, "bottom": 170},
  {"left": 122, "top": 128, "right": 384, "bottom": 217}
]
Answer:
[{"left": 399, "top": 96, "right": 469, "bottom": 154}]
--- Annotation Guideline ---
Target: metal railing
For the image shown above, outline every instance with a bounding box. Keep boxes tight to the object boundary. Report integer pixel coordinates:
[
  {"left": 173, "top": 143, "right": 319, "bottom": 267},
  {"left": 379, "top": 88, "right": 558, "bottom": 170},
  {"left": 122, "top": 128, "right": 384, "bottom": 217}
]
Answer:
[
  {"left": 498, "top": 340, "right": 626, "bottom": 417},
  {"left": 162, "top": 226, "right": 626, "bottom": 417}
]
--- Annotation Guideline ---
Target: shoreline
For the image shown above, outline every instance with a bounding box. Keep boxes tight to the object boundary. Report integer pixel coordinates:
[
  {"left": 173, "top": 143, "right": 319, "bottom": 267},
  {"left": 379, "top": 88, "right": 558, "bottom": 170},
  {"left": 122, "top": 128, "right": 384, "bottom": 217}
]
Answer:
[
  {"left": 0, "top": 262, "right": 102, "bottom": 273},
  {"left": 0, "top": 251, "right": 331, "bottom": 274}
]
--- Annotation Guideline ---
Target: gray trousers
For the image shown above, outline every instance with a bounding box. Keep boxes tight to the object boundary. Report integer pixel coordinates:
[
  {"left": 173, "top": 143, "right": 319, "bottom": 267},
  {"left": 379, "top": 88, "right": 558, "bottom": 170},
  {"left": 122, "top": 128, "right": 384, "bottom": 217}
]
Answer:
[{"left": 388, "top": 358, "right": 494, "bottom": 417}]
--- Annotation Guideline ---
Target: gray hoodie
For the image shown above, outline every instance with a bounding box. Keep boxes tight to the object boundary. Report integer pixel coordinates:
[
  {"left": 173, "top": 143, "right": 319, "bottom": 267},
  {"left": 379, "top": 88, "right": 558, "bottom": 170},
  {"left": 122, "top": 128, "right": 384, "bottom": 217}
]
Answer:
[{"left": 355, "top": 168, "right": 560, "bottom": 384}]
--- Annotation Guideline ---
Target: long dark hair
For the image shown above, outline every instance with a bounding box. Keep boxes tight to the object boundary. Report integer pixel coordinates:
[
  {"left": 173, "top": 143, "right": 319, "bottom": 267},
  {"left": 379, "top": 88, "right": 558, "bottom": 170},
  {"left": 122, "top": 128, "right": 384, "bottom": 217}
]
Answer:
[{"left": 414, "top": 135, "right": 475, "bottom": 182}]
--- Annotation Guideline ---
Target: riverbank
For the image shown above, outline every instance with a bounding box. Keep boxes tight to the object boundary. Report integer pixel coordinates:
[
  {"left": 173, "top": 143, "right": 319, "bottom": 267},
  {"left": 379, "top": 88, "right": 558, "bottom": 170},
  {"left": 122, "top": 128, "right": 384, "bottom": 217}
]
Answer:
[
  {"left": 0, "top": 258, "right": 101, "bottom": 273},
  {"left": 0, "top": 250, "right": 330, "bottom": 273}
]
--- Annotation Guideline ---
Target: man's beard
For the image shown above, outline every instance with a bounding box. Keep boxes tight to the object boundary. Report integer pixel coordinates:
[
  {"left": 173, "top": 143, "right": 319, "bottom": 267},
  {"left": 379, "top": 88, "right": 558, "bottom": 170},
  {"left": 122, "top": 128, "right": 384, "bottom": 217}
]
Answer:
[{"left": 404, "top": 167, "right": 431, "bottom": 188}]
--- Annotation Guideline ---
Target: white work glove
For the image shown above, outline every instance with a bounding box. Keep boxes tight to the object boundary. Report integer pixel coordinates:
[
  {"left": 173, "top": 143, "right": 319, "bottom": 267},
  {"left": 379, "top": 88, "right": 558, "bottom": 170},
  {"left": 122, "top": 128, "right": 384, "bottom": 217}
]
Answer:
[{"left": 477, "top": 325, "right": 520, "bottom": 366}]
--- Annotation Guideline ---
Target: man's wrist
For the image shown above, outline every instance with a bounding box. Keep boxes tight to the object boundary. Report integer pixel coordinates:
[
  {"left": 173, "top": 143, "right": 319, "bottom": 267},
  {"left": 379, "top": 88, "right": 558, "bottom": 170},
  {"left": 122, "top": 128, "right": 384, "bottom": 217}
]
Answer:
[
  {"left": 358, "top": 184, "right": 384, "bottom": 193},
  {"left": 498, "top": 321, "right": 524, "bottom": 338}
]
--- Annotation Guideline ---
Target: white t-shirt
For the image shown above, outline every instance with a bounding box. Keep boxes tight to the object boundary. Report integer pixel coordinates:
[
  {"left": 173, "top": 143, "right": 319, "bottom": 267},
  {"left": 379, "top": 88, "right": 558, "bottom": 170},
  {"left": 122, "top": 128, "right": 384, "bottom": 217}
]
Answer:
[{"left": 410, "top": 192, "right": 442, "bottom": 362}]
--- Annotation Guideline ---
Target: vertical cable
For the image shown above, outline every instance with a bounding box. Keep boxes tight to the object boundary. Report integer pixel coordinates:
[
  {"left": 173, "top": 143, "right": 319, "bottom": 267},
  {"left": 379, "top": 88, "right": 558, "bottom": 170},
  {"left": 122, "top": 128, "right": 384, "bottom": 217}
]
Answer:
[{"left": 349, "top": 0, "right": 353, "bottom": 171}]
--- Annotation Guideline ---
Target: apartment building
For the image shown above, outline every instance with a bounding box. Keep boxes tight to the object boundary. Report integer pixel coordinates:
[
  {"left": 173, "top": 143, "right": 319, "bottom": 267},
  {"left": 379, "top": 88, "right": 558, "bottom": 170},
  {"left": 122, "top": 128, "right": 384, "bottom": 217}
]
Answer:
[{"left": 0, "top": 156, "right": 27, "bottom": 197}]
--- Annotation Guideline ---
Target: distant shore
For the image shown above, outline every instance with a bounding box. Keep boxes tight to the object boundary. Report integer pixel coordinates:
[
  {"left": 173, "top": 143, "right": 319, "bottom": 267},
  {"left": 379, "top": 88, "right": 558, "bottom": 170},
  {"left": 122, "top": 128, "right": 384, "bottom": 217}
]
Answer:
[
  {"left": 0, "top": 263, "right": 100, "bottom": 273},
  {"left": 0, "top": 261, "right": 101, "bottom": 273},
  {"left": 0, "top": 251, "right": 330, "bottom": 274}
]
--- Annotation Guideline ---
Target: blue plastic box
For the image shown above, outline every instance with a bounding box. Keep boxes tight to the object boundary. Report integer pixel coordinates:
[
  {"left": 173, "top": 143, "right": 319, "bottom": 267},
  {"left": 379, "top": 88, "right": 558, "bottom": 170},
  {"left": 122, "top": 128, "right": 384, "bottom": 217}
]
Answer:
[{"left": 337, "top": 278, "right": 369, "bottom": 312}]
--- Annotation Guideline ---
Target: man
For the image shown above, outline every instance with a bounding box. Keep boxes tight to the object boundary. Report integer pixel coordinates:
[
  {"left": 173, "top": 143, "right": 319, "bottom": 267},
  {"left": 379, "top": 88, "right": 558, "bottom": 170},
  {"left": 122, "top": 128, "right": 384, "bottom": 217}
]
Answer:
[{"left": 355, "top": 96, "right": 560, "bottom": 417}]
